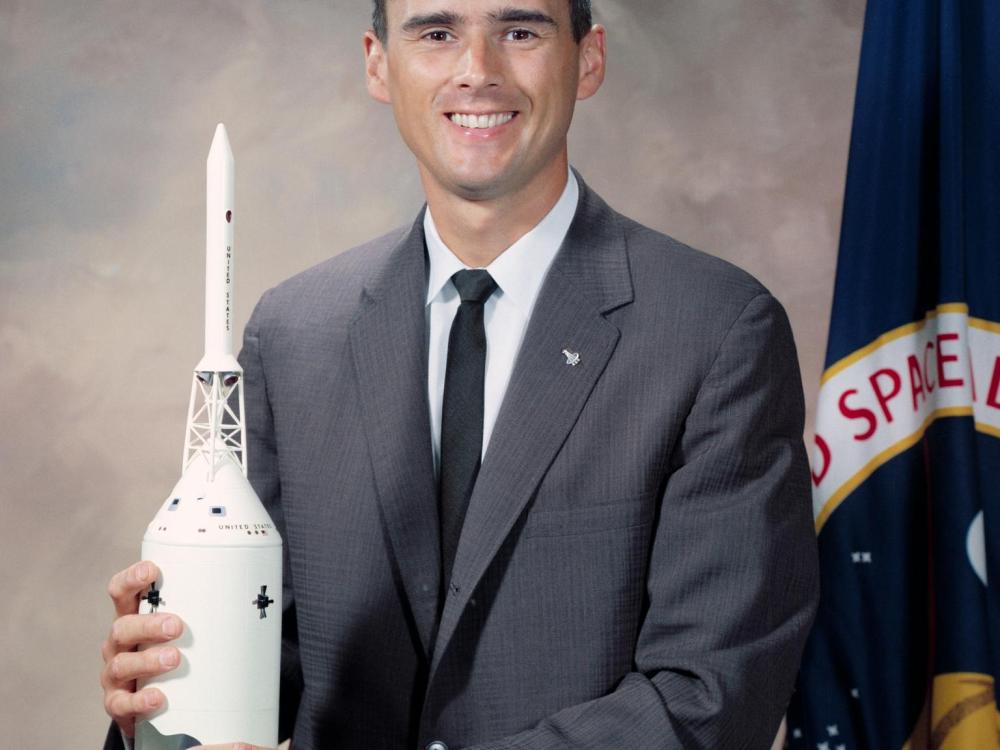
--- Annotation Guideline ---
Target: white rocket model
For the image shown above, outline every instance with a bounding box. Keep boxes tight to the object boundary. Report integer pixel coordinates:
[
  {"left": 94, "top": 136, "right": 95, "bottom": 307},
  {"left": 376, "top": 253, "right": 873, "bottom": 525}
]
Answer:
[{"left": 136, "top": 124, "right": 282, "bottom": 750}]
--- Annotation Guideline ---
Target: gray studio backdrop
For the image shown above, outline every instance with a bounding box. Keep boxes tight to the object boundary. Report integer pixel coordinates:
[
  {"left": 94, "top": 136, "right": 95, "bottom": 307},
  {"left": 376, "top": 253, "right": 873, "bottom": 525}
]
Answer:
[{"left": 0, "top": 0, "right": 865, "bottom": 745}]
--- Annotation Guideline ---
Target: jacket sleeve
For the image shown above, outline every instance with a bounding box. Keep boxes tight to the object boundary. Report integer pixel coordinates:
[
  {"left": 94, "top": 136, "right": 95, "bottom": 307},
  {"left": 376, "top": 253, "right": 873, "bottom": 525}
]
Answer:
[
  {"left": 101, "top": 724, "right": 126, "bottom": 750},
  {"left": 467, "top": 293, "right": 820, "bottom": 750},
  {"left": 240, "top": 294, "right": 304, "bottom": 744}
]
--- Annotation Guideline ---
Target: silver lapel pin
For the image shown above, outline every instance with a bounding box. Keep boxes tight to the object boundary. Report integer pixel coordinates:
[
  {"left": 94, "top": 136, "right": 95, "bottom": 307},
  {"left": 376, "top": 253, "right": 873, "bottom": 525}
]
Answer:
[{"left": 561, "top": 349, "right": 581, "bottom": 367}]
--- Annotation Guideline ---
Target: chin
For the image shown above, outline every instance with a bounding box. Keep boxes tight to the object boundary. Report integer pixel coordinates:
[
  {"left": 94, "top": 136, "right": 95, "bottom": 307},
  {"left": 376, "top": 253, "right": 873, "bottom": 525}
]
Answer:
[
  {"left": 444, "top": 163, "right": 523, "bottom": 200},
  {"left": 450, "top": 180, "right": 505, "bottom": 201}
]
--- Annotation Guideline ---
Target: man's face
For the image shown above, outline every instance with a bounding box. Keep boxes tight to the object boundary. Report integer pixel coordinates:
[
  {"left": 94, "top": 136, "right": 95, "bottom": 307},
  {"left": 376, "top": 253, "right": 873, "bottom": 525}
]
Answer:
[{"left": 365, "top": 0, "right": 605, "bottom": 201}]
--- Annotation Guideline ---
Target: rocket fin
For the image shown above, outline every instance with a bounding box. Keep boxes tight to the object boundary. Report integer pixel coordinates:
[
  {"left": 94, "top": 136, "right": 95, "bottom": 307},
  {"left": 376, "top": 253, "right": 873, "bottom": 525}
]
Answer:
[{"left": 136, "top": 718, "right": 202, "bottom": 750}]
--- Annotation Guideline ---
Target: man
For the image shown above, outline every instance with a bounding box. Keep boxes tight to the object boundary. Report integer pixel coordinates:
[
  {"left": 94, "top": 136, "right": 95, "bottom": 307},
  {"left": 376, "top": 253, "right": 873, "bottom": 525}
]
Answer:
[{"left": 100, "top": 1, "right": 819, "bottom": 748}]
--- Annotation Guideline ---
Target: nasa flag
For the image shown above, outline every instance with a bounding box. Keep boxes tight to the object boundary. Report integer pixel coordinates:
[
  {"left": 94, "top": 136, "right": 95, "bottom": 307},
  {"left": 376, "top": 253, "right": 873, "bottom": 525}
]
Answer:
[{"left": 787, "top": 1, "right": 1000, "bottom": 748}]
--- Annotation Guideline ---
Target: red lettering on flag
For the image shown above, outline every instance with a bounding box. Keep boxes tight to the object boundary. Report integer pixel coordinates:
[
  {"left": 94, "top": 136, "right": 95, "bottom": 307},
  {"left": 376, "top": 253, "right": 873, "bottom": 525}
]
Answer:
[
  {"left": 924, "top": 341, "right": 937, "bottom": 392},
  {"left": 907, "top": 355, "right": 926, "bottom": 411},
  {"left": 869, "top": 368, "right": 902, "bottom": 423},
  {"left": 987, "top": 356, "right": 1000, "bottom": 410},
  {"left": 839, "top": 389, "right": 877, "bottom": 440},
  {"left": 936, "top": 332, "right": 964, "bottom": 388},
  {"left": 811, "top": 433, "right": 831, "bottom": 487}
]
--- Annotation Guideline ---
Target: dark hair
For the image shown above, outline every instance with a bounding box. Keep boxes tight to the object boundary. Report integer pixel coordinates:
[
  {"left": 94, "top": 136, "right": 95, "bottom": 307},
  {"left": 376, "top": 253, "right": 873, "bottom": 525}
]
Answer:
[{"left": 371, "top": 1, "right": 593, "bottom": 44}]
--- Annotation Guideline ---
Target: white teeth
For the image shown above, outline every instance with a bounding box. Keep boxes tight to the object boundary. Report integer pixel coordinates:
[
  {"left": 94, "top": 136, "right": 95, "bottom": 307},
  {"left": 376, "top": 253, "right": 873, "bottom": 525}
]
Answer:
[{"left": 450, "top": 112, "right": 515, "bottom": 129}]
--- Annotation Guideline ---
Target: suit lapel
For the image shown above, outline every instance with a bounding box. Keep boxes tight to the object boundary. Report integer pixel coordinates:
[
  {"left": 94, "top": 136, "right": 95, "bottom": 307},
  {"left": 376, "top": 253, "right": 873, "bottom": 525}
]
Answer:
[
  {"left": 348, "top": 213, "right": 441, "bottom": 658},
  {"left": 429, "top": 175, "right": 634, "bottom": 678}
]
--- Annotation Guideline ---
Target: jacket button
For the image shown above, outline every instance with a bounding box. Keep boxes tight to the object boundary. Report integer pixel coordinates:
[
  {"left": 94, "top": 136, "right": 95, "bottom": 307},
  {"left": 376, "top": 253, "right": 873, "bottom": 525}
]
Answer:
[{"left": 426, "top": 742, "right": 449, "bottom": 750}]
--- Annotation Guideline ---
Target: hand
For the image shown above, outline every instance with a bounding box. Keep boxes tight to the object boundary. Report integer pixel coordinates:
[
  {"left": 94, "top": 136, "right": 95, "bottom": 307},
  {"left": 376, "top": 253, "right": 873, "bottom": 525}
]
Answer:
[{"left": 100, "top": 561, "right": 184, "bottom": 737}]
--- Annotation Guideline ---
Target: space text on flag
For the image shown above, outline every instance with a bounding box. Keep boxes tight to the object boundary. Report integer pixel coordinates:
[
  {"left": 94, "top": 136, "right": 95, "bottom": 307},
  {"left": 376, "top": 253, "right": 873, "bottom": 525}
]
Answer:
[{"left": 811, "top": 303, "right": 1000, "bottom": 531}]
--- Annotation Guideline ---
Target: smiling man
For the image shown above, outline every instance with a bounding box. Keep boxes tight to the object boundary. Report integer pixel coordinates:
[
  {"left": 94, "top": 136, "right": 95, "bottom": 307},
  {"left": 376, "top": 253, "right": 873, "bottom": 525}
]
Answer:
[
  {"left": 100, "top": 2, "right": 819, "bottom": 749},
  {"left": 367, "top": 0, "right": 603, "bottom": 269}
]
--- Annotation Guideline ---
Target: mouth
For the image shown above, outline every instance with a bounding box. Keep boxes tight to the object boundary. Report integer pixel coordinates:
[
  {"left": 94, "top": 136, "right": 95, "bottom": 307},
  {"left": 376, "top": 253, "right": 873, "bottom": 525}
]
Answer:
[{"left": 446, "top": 111, "right": 519, "bottom": 130}]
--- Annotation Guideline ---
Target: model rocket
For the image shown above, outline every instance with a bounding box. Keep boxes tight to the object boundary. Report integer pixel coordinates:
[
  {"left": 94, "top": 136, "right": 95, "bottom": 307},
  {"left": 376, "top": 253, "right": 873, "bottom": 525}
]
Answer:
[{"left": 136, "top": 124, "right": 283, "bottom": 750}]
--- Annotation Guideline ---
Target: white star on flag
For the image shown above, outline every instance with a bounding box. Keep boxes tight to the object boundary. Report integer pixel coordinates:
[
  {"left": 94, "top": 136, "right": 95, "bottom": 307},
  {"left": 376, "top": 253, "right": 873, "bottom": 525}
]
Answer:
[{"left": 828, "top": 724, "right": 839, "bottom": 736}]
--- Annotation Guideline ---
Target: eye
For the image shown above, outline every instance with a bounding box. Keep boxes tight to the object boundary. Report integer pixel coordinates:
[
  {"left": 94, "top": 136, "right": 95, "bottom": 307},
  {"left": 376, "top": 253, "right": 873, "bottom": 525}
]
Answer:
[
  {"left": 504, "top": 28, "right": 537, "bottom": 42},
  {"left": 423, "top": 29, "right": 454, "bottom": 42}
]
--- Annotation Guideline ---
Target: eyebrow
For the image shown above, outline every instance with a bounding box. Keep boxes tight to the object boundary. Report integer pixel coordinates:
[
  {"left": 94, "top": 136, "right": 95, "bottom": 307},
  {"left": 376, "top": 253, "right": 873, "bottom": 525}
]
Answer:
[
  {"left": 399, "top": 7, "right": 559, "bottom": 34},
  {"left": 487, "top": 7, "right": 559, "bottom": 27},
  {"left": 400, "top": 11, "right": 464, "bottom": 34}
]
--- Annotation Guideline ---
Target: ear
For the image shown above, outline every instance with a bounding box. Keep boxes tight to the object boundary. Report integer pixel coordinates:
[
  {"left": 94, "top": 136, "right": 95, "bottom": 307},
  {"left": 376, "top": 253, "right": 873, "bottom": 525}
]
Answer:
[
  {"left": 364, "top": 30, "right": 391, "bottom": 104},
  {"left": 576, "top": 24, "right": 606, "bottom": 101}
]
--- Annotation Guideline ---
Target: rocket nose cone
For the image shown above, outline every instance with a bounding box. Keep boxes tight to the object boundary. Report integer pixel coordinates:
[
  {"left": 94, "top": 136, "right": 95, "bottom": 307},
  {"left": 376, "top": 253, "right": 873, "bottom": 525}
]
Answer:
[{"left": 208, "top": 123, "right": 233, "bottom": 162}]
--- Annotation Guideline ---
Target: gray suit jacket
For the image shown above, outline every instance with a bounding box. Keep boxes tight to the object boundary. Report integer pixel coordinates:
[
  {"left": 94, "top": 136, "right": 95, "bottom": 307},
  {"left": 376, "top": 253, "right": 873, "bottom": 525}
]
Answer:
[{"left": 105, "top": 173, "right": 818, "bottom": 750}]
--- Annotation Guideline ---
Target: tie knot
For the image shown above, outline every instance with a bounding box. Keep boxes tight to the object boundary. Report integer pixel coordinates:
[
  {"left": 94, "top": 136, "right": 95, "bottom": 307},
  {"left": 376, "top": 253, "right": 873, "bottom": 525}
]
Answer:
[{"left": 452, "top": 269, "right": 497, "bottom": 304}]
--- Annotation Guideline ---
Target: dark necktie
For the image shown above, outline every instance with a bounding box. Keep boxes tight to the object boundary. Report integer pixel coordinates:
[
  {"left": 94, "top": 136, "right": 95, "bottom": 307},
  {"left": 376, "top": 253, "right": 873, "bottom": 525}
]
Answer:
[{"left": 439, "top": 269, "right": 498, "bottom": 592}]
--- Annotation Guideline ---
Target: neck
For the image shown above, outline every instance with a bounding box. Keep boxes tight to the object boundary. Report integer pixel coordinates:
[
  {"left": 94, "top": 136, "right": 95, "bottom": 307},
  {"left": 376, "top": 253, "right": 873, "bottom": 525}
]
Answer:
[{"left": 421, "top": 153, "right": 569, "bottom": 268}]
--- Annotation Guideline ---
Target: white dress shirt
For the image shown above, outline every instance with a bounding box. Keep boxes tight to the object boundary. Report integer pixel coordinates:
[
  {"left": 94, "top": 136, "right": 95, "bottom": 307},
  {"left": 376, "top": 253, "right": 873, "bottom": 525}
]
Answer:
[{"left": 424, "top": 169, "right": 579, "bottom": 475}]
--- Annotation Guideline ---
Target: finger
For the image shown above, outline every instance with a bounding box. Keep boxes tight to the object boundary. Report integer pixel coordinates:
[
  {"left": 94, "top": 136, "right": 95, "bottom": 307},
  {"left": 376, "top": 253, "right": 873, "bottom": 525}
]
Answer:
[
  {"left": 108, "top": 561, "right": 162, "bottom": 617},
  {"left": 104, "top": 686, "right": 164, "bottom": 722},
  {"left": 105, "top": 613, "right": 183, "bottom": 656},
  {"left": 104, "top": 646, "right": 180, "bottom": 687}
]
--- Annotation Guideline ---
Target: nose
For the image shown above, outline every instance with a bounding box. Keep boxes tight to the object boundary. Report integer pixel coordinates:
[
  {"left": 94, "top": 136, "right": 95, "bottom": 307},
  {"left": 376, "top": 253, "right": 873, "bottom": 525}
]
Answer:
[{"left": 454, "top": 34, "right": 504, "bottom": 92}]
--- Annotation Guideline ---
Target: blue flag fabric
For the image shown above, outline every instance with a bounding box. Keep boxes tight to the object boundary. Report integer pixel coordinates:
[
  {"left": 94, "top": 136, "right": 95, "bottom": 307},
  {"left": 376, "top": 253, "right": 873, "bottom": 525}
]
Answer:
[{"left": 788, "top": 1, "right": 1000, "bottom": 748}]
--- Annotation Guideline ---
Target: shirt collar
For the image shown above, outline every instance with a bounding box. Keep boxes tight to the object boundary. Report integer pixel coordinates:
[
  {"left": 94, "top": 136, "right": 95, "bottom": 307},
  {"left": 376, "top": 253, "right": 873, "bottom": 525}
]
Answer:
[{"left": 424, "top": 169, "right": 579, "bottom": 310}]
